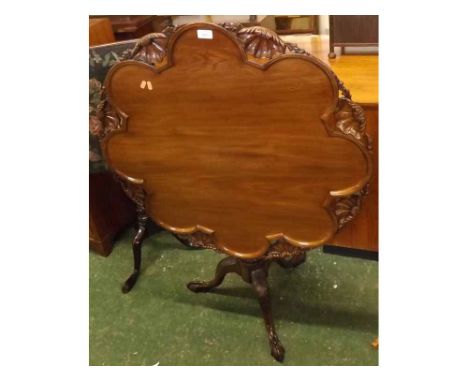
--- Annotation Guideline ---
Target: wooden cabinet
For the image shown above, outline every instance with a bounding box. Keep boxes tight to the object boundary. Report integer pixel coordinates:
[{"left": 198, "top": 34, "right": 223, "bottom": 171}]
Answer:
[
  {"left": 108, "top": 16, "right": 155, "bottom": 40},
  {"left": 329, "top": 15, "right": 378, "bottom": 58},
  {"left": 89, "top": 172, "right": 135, "bottom": 256},
  {"left": 89, "top": 18, "right": 115, "bottom": 47},
  {"left": 274, "top": 15, "right": 319, "bottom": 34}
]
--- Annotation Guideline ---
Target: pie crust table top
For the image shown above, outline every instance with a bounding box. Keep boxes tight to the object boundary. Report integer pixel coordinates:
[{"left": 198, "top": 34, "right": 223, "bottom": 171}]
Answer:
[{"left": 100, "top": 23, "right": 372, "bottom": 260}]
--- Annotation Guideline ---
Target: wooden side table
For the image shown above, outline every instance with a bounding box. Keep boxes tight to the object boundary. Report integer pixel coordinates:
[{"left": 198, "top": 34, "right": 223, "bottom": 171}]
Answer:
[
  {"left": 105, "top": 16, "right": 161, "bottom": 40},
  {"left": 275, "top": 15, "right": 319, "bottom": 34}
]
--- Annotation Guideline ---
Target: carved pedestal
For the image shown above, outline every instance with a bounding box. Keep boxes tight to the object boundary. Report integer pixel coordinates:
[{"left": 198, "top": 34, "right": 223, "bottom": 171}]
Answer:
[{"left": 188, "top": 256, "right": 286, "bottom": 361}]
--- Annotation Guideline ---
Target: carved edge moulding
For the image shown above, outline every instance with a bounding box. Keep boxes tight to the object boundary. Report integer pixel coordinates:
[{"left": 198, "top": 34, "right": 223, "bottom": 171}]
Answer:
[{"left": 97, "top": 22, "right": 373, "bottom": 261}]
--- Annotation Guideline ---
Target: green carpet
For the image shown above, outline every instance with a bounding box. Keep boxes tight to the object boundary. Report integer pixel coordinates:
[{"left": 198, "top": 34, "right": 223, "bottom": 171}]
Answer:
[{"left": 89, "top": 229, "right": 378, "bottom": 366}]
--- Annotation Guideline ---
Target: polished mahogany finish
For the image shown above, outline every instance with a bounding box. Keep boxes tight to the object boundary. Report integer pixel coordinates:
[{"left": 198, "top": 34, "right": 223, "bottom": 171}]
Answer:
[{"left": 102, "top": 23, "right": 372, "bottom": 260}]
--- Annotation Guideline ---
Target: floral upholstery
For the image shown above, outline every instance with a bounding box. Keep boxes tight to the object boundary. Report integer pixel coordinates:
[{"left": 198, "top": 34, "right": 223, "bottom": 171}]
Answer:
[{"left": 89, "top": 40, "right": 136, "bottom": 173}]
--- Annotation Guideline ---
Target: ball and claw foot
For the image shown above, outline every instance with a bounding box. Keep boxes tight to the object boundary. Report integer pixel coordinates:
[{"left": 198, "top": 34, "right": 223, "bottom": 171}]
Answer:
[
  {"left": 122, "top": 271, "right": 140, "bottom": 294},
  {"left": 186, "top": 281, "right": 212, "bottom": 293},
  {"left": 269, "top": 332, "right": 285, "bottom": 362}
]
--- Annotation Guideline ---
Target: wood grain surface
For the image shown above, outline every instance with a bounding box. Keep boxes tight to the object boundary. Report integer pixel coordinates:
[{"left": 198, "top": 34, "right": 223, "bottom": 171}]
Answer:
[{"left": 102, "top": 24, "right": 372, "bottom": 259}]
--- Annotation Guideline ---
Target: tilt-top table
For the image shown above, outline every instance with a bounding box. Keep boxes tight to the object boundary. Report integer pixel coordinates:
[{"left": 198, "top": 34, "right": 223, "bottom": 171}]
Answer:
[{"left": 96, "top": 22, "right": 373, "bottom": 362}]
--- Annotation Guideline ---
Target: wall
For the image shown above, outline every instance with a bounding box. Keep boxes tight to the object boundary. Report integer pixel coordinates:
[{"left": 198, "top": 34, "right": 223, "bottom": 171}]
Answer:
[
  {"left": 173, "top": 15, "right": 330, "bottom": 36},
  {"left": 318, "top": 15, "right": 329, "bottom": 35},
  {"left": 172, "top": 15, "right": 251, "bottom": 24}
]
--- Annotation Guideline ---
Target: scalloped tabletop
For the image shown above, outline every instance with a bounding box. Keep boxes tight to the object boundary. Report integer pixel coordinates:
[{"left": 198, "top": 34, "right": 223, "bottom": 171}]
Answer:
[{"left": 102, "top": 24, "right": 372, "bottom": 259}]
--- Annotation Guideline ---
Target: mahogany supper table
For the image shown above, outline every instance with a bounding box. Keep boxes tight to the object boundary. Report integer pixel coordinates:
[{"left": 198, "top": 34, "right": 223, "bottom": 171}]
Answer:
[{"left": 96, "top": 22, "right": 373, "bottom": 362}]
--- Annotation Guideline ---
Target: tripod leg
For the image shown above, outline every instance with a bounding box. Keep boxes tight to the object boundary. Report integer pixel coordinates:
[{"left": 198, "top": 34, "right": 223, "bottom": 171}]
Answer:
[
  {"left": 187, "top": 256, "right": 240, "bottom": 293},
  {"left": 250, "top": 265, "right": 285, "bottom": 362},
  {"left": 122, "top": 207, "right": 148, "bottom": 293}
]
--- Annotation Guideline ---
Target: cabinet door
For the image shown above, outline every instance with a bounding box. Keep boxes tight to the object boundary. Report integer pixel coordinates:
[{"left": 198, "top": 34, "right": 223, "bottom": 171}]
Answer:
[{"left": 332, "top": 16, "right": 379, "bottom": 45}]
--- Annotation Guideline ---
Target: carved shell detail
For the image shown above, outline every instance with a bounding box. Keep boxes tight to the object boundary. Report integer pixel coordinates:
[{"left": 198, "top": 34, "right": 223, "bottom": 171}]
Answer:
[
  {"left": 218, "top": 22, "right": 243, "bottom": 33},
  {"left": 333, "top": 72, "right": 352, "bottom": 99},
  {"left": 114, "top": 176, "right": 146, "bottom": 209},
  {"left": 161, "top": 24, "right": 180, "bottom": 37},
  {"left": 129, "top": 32, "right": 169, "bottom": 65},
  {"left": 283, "top": 41, "right": 310, "bottom": 56},
  {"left": 175, "top": 232, "right": 308, "bottom": 260},
  {"left": 329, "top": 184, "right": 369, "bottom": 230},
  {"left": 236, "top": 26, "right": 287, "bottom": 58},
  {"left": 335, "top": 98, "right": 373, "bottom": 151},
  {"left": 265, "top": 239, "right": 307, "bottom": 260},
  {"left": 176, "top": 231, "right": 217, "bottom": 250},
  {"left": 126, "top": 24, "right": 320, "bottom": 64},
  {"left": 96, "top": 93, "right": 123, "bottom": 139}
]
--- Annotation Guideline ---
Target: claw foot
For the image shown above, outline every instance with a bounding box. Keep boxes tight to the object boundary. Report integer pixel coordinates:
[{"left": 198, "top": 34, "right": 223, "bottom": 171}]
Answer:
[
  {"left": 122, "top": 271, "right": 139, "bottom": 294},
  {"left": 187, "top": 281, "right": 212, "bottom": 293},
  {"left": 269, "top": 332, "right": 285, "bottom": 362}
]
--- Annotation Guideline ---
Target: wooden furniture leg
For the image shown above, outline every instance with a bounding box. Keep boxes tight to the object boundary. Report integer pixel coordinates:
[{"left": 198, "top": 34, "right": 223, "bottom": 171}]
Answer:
[
  {"left": 328, "top": 15, "right": 336, "bottom": 58},
  {"left": 249, "top": 264, "right": 285, "bottom": 362},
  {"left": 187, "top": 256, "right": 285, "bottom": 362},
  {"left": 187, "top": 257, "right": 240, "bottom": 292},
  {"left": 122, "top": 206, "right": 149, "bottom": 293}
]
